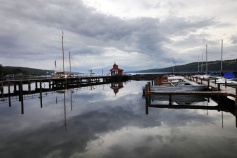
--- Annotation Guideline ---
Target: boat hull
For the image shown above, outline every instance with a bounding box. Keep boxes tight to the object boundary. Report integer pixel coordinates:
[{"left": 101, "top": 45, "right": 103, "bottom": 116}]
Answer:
[{"left": 150, "top": 85, "right": 206, "bottom": 92}]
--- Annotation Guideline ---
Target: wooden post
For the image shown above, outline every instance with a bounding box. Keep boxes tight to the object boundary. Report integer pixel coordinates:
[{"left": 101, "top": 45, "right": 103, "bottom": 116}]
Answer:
[
  {"left": 19, "top": 82, "right": 22, "bottom": 101},
  {"left": 40, "top": 81, "right": 42, "bottom": 108},
  {"left": 20, "top": 81, "right": 24, "bottom": 114},
  {"left": 0, "top": 82, "right": 3, "bottom": 98},
  {"left": 145, "top": 93, "right": 149, "bottom": 115},
  {"left": 14, "top": 83, "right": 17, "bottom": 92},
  {"left": 49, "top": 80, "right": 51, "bottom": 91},
  {"left": 8, "top": 82, "right": 11, "bottom": 107},
  {"left": 148, "top": 82, "right": 151, "bottom": 92},
  {"left": 235, "top": 88, "right": 237, "bottom": 107},
  {"left": 207, "top": 79, "right": 210, "bottom": 89},
  {"left": 169, "top": 95, "right": 172, "bottom": 105},
  {"left": 65, "top": 78, "right": 68, "bottom": 89},
  {"left": 145, "top": 83, "right": 148, "bottom": 94},
  {"left": 28, "top": 81, "right": 31, "bottom": 93},
  {"left": 35, "top": 81, "right": 38, "bottom": 89},
  {"left": 217, "top": 84, "right": 221, "bottom": 91}
]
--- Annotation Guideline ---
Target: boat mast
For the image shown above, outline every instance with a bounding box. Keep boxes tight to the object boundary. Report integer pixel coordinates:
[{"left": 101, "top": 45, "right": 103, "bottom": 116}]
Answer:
[
  {"left": 69, "top": 51, "right": 72, "bottom": 75},
  {"left": 197, "top": 56, "right": 199, "bottom": 73},
  {"left": 206, "top": 45, "right": 208, "bottom": 74},
  {"left": 221, "top": 39, "right": 223, "bottom": 75},
  {"left": 201, "top": 52, "right": 203, "bottom": 73},
  {"left": 62, "top": 31, "right": 65, "bottom": 73}
]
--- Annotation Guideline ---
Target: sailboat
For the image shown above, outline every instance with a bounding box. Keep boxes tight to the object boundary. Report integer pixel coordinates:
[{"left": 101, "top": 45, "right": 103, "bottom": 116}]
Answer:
[{"left": 52, "top": 31, "right": 67, "bottom": 79}]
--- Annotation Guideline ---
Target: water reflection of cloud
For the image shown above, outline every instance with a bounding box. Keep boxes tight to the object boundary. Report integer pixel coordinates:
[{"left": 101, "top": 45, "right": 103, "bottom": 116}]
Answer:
[{"left": 1, "top": 81, "right": 237, "bottom": 158}]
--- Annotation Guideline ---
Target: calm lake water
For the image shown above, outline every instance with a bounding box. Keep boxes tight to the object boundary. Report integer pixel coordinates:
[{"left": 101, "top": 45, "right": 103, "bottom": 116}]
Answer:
[{"left": 0, "top": 80, "right": 237, "bottom": 158}]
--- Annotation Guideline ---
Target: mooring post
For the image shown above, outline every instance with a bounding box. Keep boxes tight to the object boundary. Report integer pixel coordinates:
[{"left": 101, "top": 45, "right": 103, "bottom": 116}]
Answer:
[
  {"left": 8, "top": 82, "right": 11, "bottom": 107},
  {"left": 145, "top": 83, "right": 148, "bottom": 94},
  {"left": 169, "top": 95, "right": 172, "bottom": 105},
  {"left": 235, "top": 88, "right": 237, "bottom": 107},
  {"left": 20, "top": 81, "right": 24, "bottom": 114},
  {"left": 35, "top": 81, "right": 38, "bottom": 89},
  {"left": 19, "top": 82, "right": 22, "bottom": 101},
  {"left": 207, "top": 79, "right": 210, "bottom": 89},
  {"left": 217, "top": 83, "right": 221, "bottom": 91},
  {"left": 64, "top": 78, "right": 67, "bottom": 89},
  {"left": 40, "top": 81, "right": 42, "bottom": 108},
  {"left": 145, "top": 93, "right": 149, "bottom": 115},
  {"left": 49, "top": 80, "right": 51, "bottom": 91},
  {"left": 28, "top": 81, "right": 31, "bottom": 93},
  {"left": 14, "top": 82, "right": 16, "bottom": 92},
  {"left": 225, "top": 79, "right": 227, "bottom": 88},
  {"left": 0, "top": 82, "right": 3, "bottom": 98},
  {"left": 148, "top": 82, "right": 151, "bottom": 92}
]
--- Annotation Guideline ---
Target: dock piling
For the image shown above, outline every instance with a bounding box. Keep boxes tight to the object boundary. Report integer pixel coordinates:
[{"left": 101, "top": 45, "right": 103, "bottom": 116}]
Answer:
[{"left": 8, "top": 82, "right": 11, "bottom": 107}]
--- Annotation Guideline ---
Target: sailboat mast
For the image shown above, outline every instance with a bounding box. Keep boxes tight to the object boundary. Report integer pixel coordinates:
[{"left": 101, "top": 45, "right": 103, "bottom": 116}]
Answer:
[
  {"left": 221, "top": 39, "right": 223, "bottom": 74},
  {"left": 201, "top": 52, "right": 203, "bottom": 73},
  {"left": 198, "top": 56, "right": 199, "bottom": 73},
  {"left": 69, "top": 51, "right": 72, "bottom": 74},
  {"left": 206, "top": 45, "right": 208, "bottom": 74},
  {"left": 62, "top": 31, "right": 65, "bottom": 73}
]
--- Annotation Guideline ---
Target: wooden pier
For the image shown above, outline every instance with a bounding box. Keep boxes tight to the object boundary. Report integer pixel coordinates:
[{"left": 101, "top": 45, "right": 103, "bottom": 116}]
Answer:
[
  {"left": 0, "top": 75, "right": 130, "bottom": 98},
  {"left": 144, "top": 76, "right": 237, "bottom": 106},
  {"left": 143, "top": 76, "right": 237, "bottom": 127}
]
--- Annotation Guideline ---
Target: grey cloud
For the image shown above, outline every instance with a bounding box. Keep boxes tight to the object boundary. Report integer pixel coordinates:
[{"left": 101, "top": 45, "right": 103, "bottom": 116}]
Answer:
[
  {"left": 0, "top": 0, "right": 233, "bottom": 71},
  {"left": 231, "top": 35, "right": 237, "bottom": 44},
  {"left": 160, "top": 17, "right": 217, "bottom": 37}
]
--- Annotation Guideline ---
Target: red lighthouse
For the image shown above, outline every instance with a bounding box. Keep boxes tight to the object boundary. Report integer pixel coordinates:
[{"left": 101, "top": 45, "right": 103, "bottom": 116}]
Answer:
[{"left": 110, "top": 63, "right": 123, "bottom": 76}]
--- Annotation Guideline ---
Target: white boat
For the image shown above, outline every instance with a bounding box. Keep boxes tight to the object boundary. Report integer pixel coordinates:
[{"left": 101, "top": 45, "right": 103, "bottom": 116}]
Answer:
[
  {"left": 216, "top": 78, "right": 237, "bottom": 84},
  {"left": 151, "top": 78, "right": 206, "bottom": 92},
  {"left": 168, "top": 75, "right": 184, "bottom": 83}
]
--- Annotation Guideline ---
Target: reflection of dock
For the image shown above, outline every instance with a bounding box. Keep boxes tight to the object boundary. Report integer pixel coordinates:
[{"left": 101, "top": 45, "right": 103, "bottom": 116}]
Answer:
[
  {"left": 145, "top": 93, "right": 237, "bottom": 127},
  {"left": 0, "top": 76, "right": 130, "bottom": 114}
]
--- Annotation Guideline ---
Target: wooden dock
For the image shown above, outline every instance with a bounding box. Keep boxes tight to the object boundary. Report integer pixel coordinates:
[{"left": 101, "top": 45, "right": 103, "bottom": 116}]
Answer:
[
  {"left": 144, "top": 76, "right": 237, "bottom": 107},
  {"left": 0, "top": 75, "right": 130, "bottom": 98},
  {"left": 143, "top": 76, "right": 237, "bottom": 127}
]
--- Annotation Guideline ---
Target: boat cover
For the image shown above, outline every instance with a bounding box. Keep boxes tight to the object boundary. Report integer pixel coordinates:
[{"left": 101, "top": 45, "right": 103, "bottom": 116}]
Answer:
[{"left": 224, "top": 72, "right": 235, "bottom": 79}]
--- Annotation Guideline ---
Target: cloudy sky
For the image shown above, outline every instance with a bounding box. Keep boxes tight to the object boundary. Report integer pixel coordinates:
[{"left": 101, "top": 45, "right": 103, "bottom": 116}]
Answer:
[{"left": 0, "top": 0, "right": 237, "bottom": 73}]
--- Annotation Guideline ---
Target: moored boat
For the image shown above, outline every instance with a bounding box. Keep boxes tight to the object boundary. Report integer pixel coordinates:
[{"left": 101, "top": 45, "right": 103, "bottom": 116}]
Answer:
[{"left": 151, "top": 78, "right": 206, "bottom": 92}]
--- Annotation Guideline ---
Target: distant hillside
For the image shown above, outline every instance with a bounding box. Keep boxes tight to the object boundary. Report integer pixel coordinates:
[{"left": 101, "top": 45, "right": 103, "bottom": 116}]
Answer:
[
  {"left": 136, "top": 59, "right": 237, "bottom": 73},
  {"left": 0, "top": 64, "right": 53, "bottom": 76}
]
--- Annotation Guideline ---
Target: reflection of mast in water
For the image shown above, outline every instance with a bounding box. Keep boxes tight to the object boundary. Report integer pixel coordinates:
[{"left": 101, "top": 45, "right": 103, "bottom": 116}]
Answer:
[{"left": 70, "top": 89, "right": 73, "bottom": 111}]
